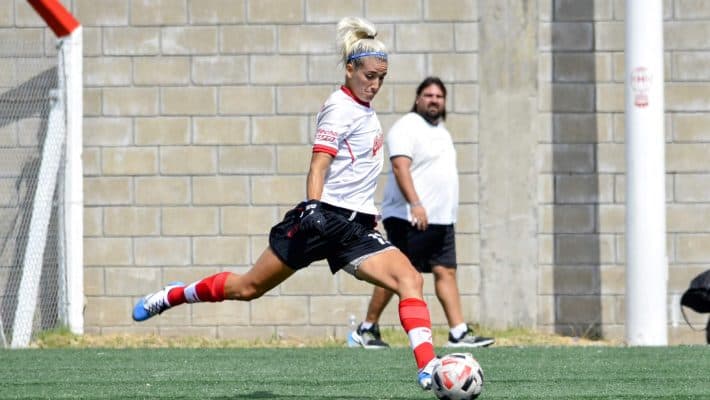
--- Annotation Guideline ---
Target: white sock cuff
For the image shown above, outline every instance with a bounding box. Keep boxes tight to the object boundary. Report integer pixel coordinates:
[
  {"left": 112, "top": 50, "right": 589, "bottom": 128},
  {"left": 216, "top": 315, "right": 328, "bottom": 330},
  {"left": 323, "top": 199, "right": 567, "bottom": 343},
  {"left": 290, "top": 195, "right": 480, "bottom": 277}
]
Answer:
[
  {"left": 450, "top": 322, "right": 468, "bottom": 338},
  {"left": 184, "top": 283, "right": 200, "bottom": 303},
  {"left": 408, "top": 327, "right": 433, "bottom": 350}
]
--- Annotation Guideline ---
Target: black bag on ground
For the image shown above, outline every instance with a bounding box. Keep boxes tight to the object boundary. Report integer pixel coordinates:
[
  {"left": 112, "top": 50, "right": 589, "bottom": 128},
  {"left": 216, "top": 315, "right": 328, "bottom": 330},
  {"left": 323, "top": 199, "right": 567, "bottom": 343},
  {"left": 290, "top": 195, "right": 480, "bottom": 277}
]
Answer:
[
  {"left": 681, "top": 270, "right": 710, "bottom": 313},
  {"left": 679, "top": 269, "right": 710, "bottom": 343}
]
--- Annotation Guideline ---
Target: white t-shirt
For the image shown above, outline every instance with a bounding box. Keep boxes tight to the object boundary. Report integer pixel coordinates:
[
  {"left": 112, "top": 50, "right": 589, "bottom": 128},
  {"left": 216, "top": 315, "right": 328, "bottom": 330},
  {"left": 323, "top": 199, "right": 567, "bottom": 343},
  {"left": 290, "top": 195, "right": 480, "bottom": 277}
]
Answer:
[
  {"left": 312, "top": 86, "right": 385, "bottom": 215},
  {"left": 381, "top": 112, "right": 458, "bottom": 224}
]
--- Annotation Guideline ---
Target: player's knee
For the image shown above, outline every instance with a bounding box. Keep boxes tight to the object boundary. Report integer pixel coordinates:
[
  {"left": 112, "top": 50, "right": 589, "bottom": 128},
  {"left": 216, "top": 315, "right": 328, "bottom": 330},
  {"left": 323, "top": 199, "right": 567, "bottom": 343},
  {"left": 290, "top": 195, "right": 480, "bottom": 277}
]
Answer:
[
  {"left": 400, "top": 265, "right": 424, "bottom": 290},
  {"left": 234, "top": 283, "right": 265, "bottom": 301}
]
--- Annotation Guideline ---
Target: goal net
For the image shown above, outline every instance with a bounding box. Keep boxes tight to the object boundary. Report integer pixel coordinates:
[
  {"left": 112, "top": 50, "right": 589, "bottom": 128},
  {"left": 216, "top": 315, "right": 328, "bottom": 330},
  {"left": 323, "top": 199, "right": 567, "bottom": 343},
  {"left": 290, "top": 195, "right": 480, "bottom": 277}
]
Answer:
[{"left": 0, "top": 0, "right": 82, "bottom": 348}]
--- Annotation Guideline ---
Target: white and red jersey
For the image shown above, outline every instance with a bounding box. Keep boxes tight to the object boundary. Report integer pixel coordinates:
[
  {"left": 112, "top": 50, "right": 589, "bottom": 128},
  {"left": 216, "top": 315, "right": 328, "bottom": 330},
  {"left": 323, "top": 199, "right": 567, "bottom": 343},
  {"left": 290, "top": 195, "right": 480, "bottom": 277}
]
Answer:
[{"left": 313, "top": 86, "right": 385, "bottom": 215}]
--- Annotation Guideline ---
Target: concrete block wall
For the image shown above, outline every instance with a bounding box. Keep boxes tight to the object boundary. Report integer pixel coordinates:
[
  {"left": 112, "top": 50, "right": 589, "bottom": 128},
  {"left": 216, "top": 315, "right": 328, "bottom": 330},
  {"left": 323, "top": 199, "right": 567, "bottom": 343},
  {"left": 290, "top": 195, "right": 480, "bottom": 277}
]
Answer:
[
  {"left": 537, "top": 0, "right": 710, "bottom": 344},
  {"left": 28, "top": 0, "right": 481, "bottom": 341},
  {"left": 4, "top": 0, "right": 709, "bottom": 344}
]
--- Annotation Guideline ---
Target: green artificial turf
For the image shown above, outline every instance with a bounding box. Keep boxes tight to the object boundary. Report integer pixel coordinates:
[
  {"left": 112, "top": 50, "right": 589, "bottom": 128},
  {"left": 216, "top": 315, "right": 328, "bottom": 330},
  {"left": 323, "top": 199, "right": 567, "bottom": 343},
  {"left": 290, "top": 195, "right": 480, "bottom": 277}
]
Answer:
[{"left": 0, "top": 346, "right": 708, "bottom": 399}]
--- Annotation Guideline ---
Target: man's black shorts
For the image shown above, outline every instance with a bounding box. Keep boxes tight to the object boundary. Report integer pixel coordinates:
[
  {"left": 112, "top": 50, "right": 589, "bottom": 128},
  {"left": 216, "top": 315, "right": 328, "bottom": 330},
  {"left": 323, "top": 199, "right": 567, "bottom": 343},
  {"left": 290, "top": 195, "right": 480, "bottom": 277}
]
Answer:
[
  {"left": 269, "top": 202, "right": 393, "bottom": 273},
  {"left": 383, "top": 217, "right": 457, "bottom": 273}
]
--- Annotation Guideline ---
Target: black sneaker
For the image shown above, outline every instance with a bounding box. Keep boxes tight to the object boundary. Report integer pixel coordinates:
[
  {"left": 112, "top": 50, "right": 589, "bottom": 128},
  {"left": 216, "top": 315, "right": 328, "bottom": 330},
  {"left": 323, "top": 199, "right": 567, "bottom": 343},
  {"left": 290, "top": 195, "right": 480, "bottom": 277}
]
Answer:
[
  {"left": 349, "top": 323, "right": 390, "bottom": 349},
  {"left": 446, "top": 328, "right": 495, "bottom": 348}
]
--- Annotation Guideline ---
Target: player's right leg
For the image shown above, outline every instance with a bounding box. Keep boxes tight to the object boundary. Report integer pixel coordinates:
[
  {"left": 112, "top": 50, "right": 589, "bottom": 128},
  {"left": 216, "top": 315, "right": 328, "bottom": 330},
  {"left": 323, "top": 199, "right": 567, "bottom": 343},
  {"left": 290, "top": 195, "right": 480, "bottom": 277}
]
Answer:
[{"left": 132, "top": 247, "right": 295, "bottom": 322}]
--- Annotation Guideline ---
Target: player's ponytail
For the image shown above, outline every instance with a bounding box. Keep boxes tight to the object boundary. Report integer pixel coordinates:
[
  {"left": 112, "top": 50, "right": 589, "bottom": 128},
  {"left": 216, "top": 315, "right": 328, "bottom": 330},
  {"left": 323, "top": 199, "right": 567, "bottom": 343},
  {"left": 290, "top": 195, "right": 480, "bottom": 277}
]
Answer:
[{"left": 336, "top": 17, "right": 388, "bottom": 67}]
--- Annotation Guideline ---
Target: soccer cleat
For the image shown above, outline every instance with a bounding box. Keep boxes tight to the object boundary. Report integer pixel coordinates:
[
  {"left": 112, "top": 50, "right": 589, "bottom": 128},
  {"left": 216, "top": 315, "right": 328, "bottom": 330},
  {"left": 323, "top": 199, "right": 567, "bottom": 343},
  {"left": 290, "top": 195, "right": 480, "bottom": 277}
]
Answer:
[
  {"left": 446, "top": 328, "right": 495, "bottom": 348},
  {"left": 349, "top": 323, "right": 390, "bottom": 349},
  {"left": 417, "top": 356, "right": 440, "bottom": 390},
  {"left": 132, "top": 282, "right": 184, "bottom": 322}
]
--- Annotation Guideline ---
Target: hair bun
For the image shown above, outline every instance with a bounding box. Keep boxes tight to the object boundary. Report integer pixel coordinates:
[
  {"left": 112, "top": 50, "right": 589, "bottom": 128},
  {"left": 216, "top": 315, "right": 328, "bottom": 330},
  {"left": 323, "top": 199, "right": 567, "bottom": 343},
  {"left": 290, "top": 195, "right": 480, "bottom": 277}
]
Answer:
[{"left": 336, "top": 17, "right": 387, "bottom": 66}]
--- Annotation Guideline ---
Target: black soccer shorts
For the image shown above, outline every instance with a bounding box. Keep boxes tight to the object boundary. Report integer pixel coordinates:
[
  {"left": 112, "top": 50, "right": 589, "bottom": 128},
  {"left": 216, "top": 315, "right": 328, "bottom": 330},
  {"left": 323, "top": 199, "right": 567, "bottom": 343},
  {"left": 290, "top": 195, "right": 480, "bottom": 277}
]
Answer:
[
  {"left": 269, "top": 202, "right": 393, "bottom": 273},
  {"left": 383, "top": 217, "right": 457, "bottom": 273}
]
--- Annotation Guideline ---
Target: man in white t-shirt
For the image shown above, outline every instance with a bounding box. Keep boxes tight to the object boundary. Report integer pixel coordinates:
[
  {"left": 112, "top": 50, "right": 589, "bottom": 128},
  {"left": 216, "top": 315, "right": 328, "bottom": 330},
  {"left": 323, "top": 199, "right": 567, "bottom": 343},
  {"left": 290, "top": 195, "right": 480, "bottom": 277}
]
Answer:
[{"left": 350, "top": 77, "right": 495, "bottom": 349}]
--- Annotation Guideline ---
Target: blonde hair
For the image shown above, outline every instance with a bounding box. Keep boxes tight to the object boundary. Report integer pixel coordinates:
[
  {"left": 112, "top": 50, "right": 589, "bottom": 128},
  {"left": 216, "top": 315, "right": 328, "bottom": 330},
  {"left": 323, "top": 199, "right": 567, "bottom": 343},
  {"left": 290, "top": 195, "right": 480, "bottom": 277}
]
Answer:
[{"left": 336, "top": 17, "right": 388, "bottom": 67}]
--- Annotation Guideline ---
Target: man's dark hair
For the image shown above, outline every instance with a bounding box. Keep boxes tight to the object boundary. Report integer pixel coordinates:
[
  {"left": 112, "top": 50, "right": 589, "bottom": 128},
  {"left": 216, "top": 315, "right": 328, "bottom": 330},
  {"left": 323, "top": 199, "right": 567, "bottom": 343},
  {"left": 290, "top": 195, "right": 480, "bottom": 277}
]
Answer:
[{"left": 411, "top": 76, "right": 447, "bottom": 120}]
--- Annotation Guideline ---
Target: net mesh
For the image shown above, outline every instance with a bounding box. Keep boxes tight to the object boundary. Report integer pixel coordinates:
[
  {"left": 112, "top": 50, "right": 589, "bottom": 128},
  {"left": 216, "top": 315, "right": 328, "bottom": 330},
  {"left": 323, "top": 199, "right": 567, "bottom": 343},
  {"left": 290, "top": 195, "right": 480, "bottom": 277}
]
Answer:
[{"left": 0, "top": 36, "right": 67, "bottom": 348}]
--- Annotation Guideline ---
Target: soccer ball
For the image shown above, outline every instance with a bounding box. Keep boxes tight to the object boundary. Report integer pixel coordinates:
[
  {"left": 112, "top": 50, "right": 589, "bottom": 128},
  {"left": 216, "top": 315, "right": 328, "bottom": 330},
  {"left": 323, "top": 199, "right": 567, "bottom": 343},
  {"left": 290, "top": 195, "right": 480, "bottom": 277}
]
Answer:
[{"left": 431, "top": 353, "right": 484, "bottom": 400}]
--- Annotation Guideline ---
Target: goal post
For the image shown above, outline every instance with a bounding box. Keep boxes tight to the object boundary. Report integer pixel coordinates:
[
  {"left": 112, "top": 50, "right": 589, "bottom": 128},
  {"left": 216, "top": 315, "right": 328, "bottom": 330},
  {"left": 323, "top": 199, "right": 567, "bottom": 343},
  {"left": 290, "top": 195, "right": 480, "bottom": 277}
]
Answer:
[
  {"left": 5, "top": 0, "right": 83, "bottom": 348},
  {"left": 625, "top": 0, "right": 667, "bottom": 346}
]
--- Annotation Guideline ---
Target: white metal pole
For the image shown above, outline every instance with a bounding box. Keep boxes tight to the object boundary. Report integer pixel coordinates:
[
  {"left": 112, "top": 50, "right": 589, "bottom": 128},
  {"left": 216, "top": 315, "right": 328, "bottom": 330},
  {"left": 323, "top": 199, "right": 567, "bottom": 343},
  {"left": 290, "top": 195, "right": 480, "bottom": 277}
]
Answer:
[
  {"left": 64, "top": 27, "right": 84, "bottom": 336},
  {"left": 625, "top": 0, "right": 667, "bottom": 346}
]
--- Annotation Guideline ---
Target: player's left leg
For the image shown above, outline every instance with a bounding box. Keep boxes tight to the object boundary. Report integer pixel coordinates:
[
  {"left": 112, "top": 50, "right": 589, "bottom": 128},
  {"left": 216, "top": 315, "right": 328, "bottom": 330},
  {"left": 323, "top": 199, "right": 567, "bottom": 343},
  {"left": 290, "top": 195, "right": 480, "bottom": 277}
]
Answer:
[
  {"left": 356, "top": 249, "right": 438, "bottom": 389},
  {"left": 351, "top": 217, "right": 408, "bottom": 349}
]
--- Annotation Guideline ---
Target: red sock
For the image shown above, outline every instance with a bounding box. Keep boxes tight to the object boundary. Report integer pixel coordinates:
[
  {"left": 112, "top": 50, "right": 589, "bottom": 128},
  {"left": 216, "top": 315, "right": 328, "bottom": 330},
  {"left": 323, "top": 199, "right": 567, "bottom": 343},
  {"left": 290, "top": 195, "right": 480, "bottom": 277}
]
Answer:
[
  {"left": 167, "top": 272, "right": 230, "bottom": 306},
  {"left": 399, "top": 298, "right": 436, "bottom": 369}
]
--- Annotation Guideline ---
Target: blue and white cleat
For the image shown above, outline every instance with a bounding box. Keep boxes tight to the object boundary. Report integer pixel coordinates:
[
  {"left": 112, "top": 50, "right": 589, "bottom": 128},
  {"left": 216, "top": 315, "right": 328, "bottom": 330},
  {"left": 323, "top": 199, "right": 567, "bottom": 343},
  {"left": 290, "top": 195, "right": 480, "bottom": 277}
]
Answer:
[
  {"left": 417, "top": 356, "right": 441, "bottom": 390},
  {"left": 132, "top": 282, "right": 184, "bottom": 322}
]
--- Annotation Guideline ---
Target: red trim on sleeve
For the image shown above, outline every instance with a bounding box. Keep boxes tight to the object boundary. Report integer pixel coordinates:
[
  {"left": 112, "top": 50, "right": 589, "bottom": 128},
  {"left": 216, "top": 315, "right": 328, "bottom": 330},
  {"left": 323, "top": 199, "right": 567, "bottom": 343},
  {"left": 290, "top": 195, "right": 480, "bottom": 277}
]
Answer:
[
  {"left": 340, "top": 86, "right": 370, "bottom": 108},
  {"left": 313, "top": 144, "right": 337, "bottom": 156},
  {"left": 28, "top": 0, "right": 80, "bottom": 38}
]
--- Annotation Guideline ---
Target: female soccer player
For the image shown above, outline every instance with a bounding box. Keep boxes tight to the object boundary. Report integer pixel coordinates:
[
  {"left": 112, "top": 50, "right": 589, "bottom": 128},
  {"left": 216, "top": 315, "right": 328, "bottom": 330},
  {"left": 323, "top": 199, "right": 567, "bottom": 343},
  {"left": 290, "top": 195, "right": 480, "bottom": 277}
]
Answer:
[{"left": 131, "top": 16, "right": 440, "bottom": 390}]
